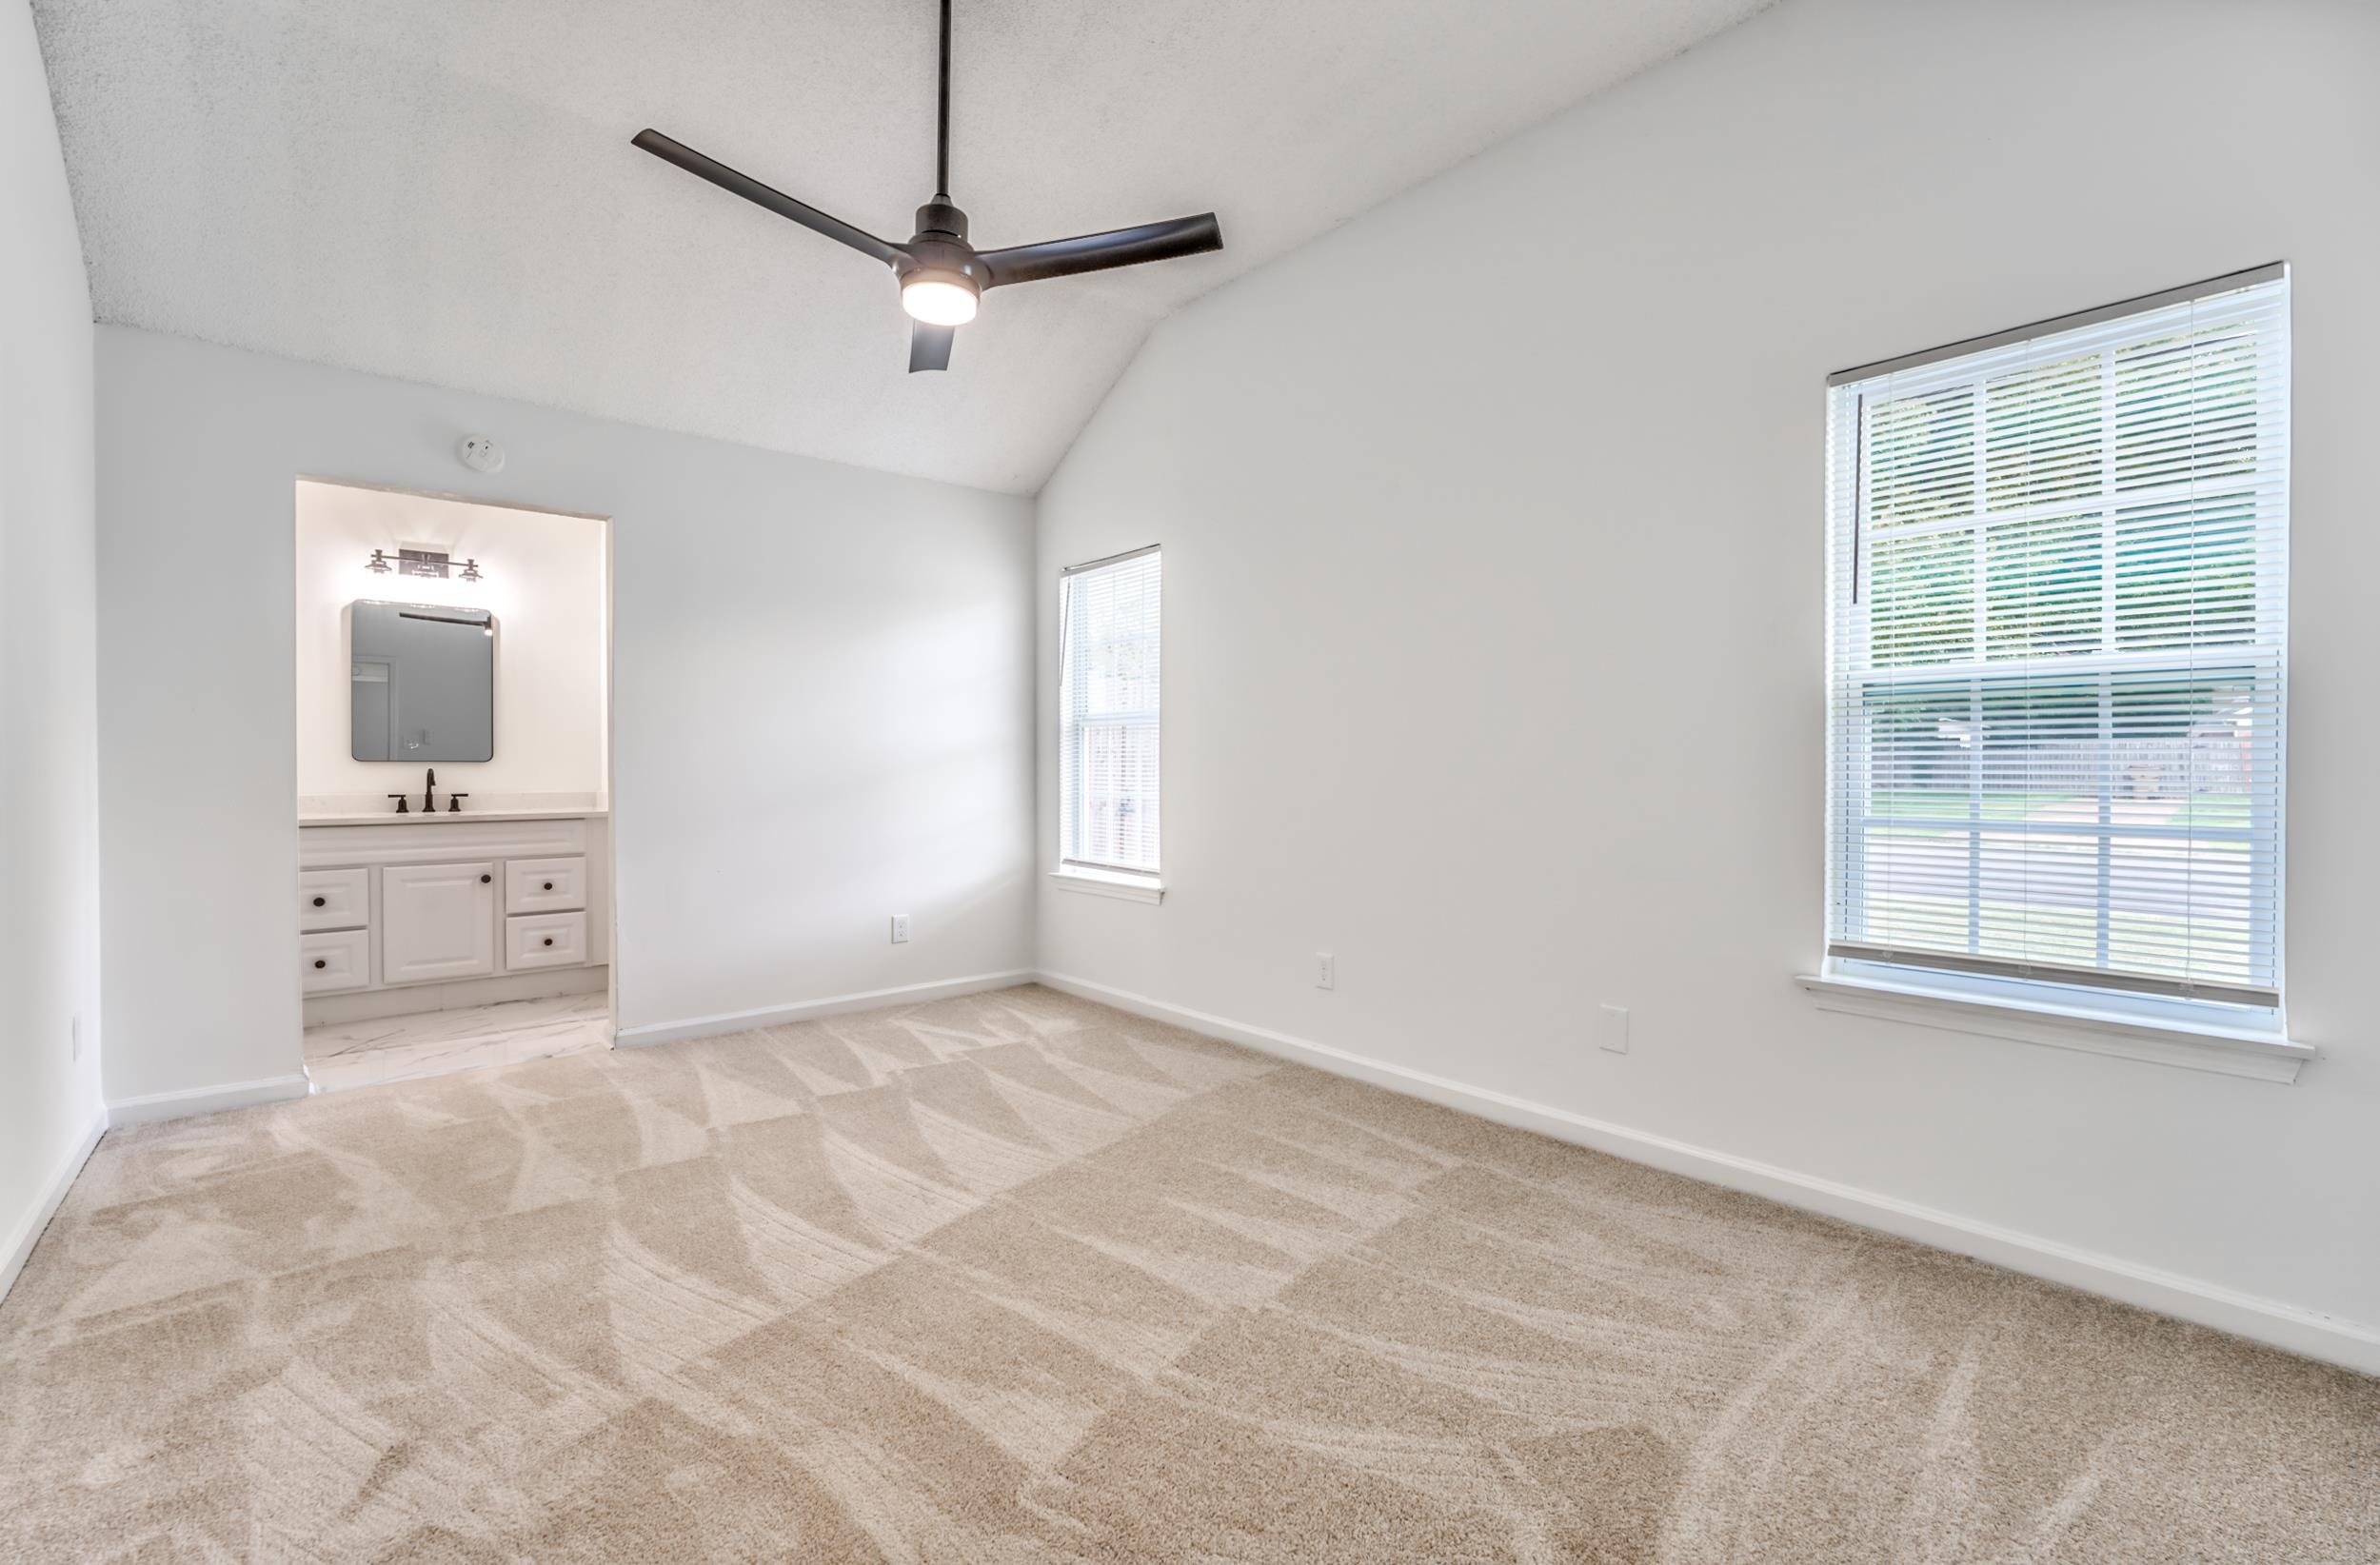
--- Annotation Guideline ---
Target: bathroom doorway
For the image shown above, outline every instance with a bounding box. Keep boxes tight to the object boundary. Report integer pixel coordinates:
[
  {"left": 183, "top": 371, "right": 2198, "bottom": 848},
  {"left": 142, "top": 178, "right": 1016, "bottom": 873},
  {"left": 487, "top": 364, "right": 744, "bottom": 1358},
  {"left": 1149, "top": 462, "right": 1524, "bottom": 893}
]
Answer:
[{"left": 290, "top": 478, "right": 616, "bottom": 1091}]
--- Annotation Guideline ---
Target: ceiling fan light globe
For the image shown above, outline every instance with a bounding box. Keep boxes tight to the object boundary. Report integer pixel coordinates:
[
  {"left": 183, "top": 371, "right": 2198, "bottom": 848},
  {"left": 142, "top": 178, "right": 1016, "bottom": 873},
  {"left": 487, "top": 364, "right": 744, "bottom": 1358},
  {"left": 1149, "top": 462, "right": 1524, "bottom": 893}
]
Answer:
[{"left": 901, "top": 277, "right": 979, "bottom": 326}]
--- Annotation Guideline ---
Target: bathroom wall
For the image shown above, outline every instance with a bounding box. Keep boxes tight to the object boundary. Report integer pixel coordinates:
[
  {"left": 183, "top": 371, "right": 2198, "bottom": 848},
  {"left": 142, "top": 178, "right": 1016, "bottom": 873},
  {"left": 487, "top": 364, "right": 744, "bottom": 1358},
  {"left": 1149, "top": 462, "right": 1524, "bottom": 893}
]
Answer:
[
  {"left": 96, "top": 327, "right": 1035, "bottom": 1110},
  {"left": 294, "top": 480, "right": 607, "bottom": 808}
]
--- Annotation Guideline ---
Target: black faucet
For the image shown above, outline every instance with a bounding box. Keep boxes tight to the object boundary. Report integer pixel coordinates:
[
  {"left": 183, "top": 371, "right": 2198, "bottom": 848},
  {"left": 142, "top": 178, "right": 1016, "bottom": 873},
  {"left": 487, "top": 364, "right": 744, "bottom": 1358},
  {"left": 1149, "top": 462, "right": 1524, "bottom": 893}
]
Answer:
[{"left": 423, "top": 767, "right": 437, "bottom": 813}]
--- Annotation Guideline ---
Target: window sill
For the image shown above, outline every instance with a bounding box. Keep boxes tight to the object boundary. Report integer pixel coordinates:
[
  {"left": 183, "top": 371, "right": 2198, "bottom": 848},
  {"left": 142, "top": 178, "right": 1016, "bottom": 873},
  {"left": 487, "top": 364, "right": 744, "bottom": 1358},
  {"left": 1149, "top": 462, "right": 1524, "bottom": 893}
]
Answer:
[
  {"left": 1795, "top": 973, "right": 2311, "bottom": 1083},
  {"left": 1048, "top": 867, "right": 1163, "bottom": 904}
]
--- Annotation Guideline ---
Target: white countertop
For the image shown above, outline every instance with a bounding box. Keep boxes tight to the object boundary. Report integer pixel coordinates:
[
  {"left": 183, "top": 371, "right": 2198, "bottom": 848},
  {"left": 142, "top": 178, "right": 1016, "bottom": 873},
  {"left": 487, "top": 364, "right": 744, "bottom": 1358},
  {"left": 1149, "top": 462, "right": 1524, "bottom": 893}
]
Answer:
[{"left": 298, "top": 806, "right": 607, "bottom": 827}]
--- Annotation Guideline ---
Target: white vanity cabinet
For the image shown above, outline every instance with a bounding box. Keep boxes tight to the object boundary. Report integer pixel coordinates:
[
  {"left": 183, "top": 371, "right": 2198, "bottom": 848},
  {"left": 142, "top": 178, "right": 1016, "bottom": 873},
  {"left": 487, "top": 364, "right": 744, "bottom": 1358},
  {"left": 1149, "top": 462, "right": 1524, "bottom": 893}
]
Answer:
[{"left": 297, "top": 814, "right": 605, "bottom": 1002}]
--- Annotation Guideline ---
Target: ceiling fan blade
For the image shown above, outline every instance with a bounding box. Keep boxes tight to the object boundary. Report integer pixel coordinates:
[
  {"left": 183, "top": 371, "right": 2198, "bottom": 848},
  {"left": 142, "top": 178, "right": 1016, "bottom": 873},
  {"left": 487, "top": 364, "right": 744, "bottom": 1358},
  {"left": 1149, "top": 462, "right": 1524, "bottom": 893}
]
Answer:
[
  {"left": 908, "top": 320, "right": 955, "bottom": 373},
  {"left": 632, "top": 129, "right": 902, "bottom": 267},
  {"left": 978, "top": 213, "right": 1222, "bottom": 288}
]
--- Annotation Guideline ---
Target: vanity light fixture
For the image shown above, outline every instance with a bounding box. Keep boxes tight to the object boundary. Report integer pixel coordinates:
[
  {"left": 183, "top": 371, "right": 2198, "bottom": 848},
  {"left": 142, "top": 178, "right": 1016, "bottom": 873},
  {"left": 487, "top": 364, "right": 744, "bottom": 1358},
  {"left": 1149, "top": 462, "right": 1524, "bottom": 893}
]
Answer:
[{"left": 364, "top": 547, "right": 485, "bottom": 583}]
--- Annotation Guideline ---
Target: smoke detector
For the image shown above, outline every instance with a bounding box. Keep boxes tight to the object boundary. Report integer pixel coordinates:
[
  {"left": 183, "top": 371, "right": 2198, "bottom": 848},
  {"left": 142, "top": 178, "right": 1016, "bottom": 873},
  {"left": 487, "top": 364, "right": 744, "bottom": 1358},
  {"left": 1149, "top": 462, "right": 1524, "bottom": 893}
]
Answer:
[{"left": 457, "top": 434, "right": 506, "bottom": 474}]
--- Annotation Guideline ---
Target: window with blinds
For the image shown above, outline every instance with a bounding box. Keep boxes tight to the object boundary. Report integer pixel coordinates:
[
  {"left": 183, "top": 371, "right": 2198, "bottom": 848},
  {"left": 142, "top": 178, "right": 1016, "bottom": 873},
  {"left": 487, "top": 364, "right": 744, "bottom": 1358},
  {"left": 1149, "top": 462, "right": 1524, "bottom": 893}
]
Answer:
[
  {"left": 1825, "top": 267, "right": 2288, "bottom": 1017},
  {"left": 1058, "top": 546, "right": 1161, "bottom": 879}
]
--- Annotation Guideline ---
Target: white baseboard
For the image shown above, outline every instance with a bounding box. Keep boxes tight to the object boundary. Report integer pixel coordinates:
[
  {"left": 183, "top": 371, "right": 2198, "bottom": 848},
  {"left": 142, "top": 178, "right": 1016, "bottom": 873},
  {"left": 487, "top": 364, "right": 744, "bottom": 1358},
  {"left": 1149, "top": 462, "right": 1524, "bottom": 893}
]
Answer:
[
  {"left": 106, "top": 1073, "right": 311, "bottom": 1127},
  {"left": 1, "top": 1108, "right": 108, "bottom": 1306},
  {"left": 1036, "top": 969, "right": 2380, "bottom": 1378},
  {"left": 615, "top": 968, "right": 1037, "bottom": 1049}
]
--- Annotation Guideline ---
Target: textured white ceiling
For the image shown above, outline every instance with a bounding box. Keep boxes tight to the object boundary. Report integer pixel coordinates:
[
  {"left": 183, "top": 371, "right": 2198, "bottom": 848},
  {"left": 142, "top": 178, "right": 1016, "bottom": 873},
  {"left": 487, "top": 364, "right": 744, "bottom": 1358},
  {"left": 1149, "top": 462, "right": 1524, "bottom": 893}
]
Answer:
[{"left": 32, "top": 0, "right": 1770, "bottom": 494}]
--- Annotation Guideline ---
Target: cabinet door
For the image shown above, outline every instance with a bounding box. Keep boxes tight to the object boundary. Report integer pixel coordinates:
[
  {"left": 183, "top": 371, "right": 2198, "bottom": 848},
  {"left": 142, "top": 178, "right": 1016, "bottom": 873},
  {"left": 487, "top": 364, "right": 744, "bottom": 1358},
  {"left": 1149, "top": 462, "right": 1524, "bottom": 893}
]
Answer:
[{"left": 381, "top": 861, "right": 497, "bottom": 985}]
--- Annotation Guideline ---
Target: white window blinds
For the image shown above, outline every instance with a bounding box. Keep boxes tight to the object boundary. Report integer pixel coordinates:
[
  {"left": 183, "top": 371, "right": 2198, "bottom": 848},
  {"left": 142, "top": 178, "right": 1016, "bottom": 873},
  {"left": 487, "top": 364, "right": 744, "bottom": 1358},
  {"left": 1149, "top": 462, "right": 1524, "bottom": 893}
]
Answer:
[
  {"left": 1825, "top": 267, "right": 2289, "bottom": 1011},
  {"left": 1059, "top": 546, "right": 1161, "bottom": 877}
]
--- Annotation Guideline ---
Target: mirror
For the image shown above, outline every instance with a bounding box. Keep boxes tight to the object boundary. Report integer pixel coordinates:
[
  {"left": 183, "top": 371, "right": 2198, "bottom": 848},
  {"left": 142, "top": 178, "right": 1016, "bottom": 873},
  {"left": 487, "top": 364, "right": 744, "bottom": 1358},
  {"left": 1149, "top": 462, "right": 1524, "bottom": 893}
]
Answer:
[{"left": 350, "top": 600, "right": 495, "bottom": 762}]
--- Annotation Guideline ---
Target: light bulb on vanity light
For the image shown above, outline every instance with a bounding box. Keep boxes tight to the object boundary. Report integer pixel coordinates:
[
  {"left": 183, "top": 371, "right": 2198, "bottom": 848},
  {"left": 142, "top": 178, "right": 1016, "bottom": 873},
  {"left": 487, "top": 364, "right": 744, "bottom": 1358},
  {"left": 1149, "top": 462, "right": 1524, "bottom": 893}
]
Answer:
[{"left": 900, "top": 275, "right": 978, "bottom": 326}]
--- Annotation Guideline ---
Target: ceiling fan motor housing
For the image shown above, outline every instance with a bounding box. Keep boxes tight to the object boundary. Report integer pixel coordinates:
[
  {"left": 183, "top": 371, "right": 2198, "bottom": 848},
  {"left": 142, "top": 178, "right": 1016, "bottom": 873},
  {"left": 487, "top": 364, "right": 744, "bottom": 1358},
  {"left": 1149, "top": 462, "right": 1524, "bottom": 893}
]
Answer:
[{"left": 897, "top": 202, "right": 983, "bottom": 299}]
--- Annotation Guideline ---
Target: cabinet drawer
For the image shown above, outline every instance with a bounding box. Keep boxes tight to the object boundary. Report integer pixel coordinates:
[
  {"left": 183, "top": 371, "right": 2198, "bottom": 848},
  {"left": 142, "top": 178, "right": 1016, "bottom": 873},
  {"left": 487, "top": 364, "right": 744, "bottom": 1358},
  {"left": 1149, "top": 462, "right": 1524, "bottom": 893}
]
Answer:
[
  {"left": 300, "top": 867, "right": 370, "bottom": 931},
  {"left": 506, "top": 910, "right": 587, "bottom": 971},
  {"left": 302, "top": 928, "right": 371, "bottom": 994},
  {"left": 505, "top": 856, "right": 587, "bottom": 915}
]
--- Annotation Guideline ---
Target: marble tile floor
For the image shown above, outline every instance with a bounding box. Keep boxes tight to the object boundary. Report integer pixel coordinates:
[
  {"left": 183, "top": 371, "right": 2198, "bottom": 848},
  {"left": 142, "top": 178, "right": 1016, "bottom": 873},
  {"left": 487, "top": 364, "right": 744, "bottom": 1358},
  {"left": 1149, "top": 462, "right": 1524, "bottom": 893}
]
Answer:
[{"left": 302, "top": 991, "right": 614, "bottom": 1093}]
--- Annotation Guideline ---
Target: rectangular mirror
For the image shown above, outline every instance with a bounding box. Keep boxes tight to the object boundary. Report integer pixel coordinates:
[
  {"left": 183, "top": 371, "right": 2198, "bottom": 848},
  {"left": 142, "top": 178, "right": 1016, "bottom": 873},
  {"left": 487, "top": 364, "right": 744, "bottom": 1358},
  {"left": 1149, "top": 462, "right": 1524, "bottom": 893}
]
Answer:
[{"left": 350, "top": 600, "right": 495, "bottom": 762}]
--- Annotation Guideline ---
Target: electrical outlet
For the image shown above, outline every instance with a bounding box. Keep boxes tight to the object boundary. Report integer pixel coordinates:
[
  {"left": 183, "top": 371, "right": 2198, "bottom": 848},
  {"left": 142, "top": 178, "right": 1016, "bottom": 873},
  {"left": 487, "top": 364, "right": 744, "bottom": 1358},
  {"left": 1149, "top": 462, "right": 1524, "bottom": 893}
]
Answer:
[
  {"left": 70, "top": 1015, "right": 81, "bottom": 1062},
  {"left": 1316, "top": 952, "right": 1335, "bottom": 990},
  {"left": 1596, "top": 1003, "right": 1630, "bottom": 1055},
  {"left": 889, "top": 914, "right": 911, "bottom": 944}
]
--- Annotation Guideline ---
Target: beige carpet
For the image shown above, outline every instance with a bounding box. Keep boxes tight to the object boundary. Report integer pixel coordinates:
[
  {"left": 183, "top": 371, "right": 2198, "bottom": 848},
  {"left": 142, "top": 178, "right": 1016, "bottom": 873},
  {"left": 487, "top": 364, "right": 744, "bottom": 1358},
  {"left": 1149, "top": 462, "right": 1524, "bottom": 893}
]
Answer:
[{"left": 3, "top": 985, "right": 2373, "bottom": 1562}]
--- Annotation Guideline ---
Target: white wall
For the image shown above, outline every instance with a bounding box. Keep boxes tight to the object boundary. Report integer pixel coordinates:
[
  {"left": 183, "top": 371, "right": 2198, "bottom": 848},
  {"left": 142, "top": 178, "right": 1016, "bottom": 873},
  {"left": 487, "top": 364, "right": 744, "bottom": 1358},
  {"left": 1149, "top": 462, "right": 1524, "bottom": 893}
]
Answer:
[
  {"left": 294, "top": 480, "right": 607, "bottom": 806},
  {"left": 98, "top": 327, "right": 1033, "bottom": 1105},
  {"left": 0, "top": 0, "right": 105, "bottom": 1290},
  {"left": 1037, "top": 0, "right": 2380, "bottom": 1348}
]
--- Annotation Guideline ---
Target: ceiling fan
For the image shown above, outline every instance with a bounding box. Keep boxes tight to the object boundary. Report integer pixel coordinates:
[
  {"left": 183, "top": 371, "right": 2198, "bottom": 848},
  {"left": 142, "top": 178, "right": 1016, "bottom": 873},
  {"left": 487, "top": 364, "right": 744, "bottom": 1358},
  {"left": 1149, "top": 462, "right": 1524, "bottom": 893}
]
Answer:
[{"left": 633, "top": 0, "right": 1223, "bottom": 373}]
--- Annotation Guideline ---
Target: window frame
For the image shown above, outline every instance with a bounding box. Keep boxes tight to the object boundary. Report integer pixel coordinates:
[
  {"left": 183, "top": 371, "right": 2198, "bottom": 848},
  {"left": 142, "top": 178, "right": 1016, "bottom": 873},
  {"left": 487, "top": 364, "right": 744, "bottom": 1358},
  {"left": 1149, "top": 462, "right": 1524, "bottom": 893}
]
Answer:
[
  {"left": 1053, "top": 545, "right": 1163, "bottom": 899},
  {"left": 1815, "top": 266, "right": 2294, "bottom": 1056}
]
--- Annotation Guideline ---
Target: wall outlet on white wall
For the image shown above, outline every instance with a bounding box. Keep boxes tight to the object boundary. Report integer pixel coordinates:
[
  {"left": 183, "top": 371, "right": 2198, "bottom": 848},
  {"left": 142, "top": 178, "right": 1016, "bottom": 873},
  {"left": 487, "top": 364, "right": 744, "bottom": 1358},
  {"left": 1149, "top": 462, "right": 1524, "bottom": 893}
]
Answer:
[
  {"left": 70, "top": 1014, "right": 81, "bottom": 1061},
  {"left": 1596, "top": 1003, "right": 1630, "bottom": 1055},
  {"left": 889, "top": 914, "right": 910, "bottom": 944},
  {"left": 1316, "top": 952, "right": 1335, "bottom": 990}
]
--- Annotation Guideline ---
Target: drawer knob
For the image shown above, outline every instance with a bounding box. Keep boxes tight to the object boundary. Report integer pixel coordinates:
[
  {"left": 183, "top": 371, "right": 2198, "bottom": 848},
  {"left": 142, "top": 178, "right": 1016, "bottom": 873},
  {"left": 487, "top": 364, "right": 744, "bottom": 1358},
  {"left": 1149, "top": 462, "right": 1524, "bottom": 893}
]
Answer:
[
  {"left": 311, "top": 896, "right": 327, "bottom": 907},
  {"left": 543, "top": 881, "right": 554, "bottom": 891},
  {"left": 480, "top": 873, "right": 492, "bottom": 883},
  {"left": 313, "top": 959, "right": 327, "bottom": 970},
  {"left": 543, "top": 937, "right": 555, "bottom": 947}
]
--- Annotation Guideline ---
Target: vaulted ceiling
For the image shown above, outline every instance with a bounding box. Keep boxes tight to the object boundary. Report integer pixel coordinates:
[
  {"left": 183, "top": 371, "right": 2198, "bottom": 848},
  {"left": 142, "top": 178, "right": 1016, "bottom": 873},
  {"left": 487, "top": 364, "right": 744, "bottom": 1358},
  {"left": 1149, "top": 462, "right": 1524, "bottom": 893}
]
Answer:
[{"left": 32, "top": 0, "right": 1769, "bottom": 494}]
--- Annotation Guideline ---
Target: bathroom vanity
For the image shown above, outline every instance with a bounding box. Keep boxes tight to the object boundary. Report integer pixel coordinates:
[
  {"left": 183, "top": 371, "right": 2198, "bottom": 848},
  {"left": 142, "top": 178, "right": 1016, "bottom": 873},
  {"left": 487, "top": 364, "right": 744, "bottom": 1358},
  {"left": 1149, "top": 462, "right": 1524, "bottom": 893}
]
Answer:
[{"left": 298, "top": 809, "right": 610, "bottom": 1005}]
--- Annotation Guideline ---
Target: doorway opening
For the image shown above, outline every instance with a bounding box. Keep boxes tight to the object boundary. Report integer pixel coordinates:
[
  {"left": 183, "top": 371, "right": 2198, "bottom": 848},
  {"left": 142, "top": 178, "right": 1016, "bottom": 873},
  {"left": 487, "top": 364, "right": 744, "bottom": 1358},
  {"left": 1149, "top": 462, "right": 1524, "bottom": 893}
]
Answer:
[{"left": 291, "top": 478, "right": 615, "bottom": 1091}]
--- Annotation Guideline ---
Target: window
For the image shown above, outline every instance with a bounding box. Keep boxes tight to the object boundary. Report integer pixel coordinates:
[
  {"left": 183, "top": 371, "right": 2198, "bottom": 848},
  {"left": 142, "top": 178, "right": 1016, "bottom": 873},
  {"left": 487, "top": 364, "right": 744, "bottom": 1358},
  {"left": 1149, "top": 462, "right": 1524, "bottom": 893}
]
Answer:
[
  {"left": 1058, "top": 545, "right": 1161, "bottom": 888},
  {"left": 1824, "top": 266, "right": 2288, "bottom": 1027}
]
